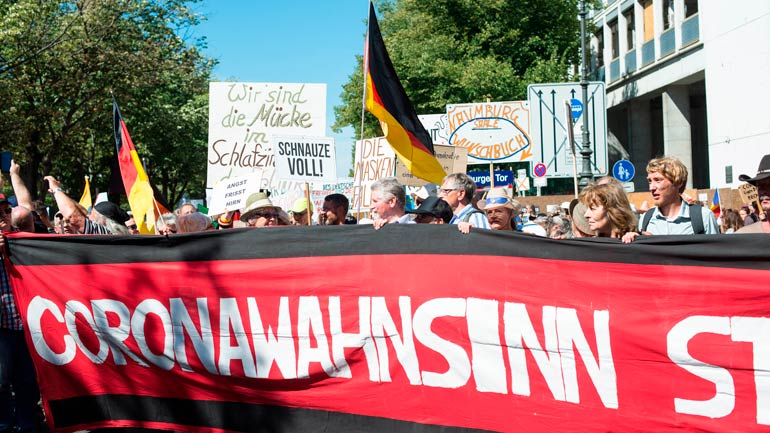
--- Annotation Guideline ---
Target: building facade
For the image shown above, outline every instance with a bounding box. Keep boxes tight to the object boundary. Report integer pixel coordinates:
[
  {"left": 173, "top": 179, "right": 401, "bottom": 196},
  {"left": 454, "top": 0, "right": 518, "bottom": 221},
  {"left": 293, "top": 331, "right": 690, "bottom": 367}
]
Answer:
[{"left": 590, "top": 0, "right": 770, "bottom": 190}]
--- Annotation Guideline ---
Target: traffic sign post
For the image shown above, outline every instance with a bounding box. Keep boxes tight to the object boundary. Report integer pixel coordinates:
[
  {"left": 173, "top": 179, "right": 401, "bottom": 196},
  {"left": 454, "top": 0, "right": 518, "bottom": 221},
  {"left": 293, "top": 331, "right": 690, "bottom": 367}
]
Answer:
[
  {"left": 527, "top": 82, "right": 607, "bottom": 178},
  {"left": 612, "top": 159, "right": 635, "bottom": 183}
]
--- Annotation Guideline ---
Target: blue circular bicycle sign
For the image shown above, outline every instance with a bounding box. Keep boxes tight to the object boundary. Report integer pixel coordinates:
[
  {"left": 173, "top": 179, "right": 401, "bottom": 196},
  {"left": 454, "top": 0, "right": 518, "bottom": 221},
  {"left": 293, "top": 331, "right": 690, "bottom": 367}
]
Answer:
[{"left": 612, "top": 160, "right": 635, "bottom": 183}]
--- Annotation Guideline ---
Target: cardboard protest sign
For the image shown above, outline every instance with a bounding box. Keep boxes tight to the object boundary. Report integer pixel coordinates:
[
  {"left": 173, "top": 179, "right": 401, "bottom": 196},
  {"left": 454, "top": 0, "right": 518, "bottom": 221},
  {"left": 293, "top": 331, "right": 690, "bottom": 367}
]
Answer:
[
  {"left": 738, "top": 183, "right": 759, "bottom": 204},
  {"left": 350, "top": 137, "right": 395, "bottom": 210},
  {"left": 207, "top": 82, "right": 326, "bottom": 189},
  {"left": 206, "top": 172, "right": 264, "bottom": 216},
  {"left": 395, "top": 144, "right": 467, "bottom": 187},
  {"left": 272, "top": 135, "right": 337, "bottom": 183},
  {"left": 447, "top": 101, "right": 533, "bottom": 164}
]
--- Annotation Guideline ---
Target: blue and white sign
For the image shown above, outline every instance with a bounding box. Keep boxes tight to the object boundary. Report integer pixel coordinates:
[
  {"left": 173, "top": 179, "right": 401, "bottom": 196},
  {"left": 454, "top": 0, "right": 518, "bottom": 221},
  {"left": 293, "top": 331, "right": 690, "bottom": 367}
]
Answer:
[
  {"left": 468, "top": 170, "right": 514, "bottom": 188},
  {"left": 569, "top": 98, "right": 583, "bottom": 121},
  {"left": 612, "top": 159, "right": 635, "bottom": 183}
]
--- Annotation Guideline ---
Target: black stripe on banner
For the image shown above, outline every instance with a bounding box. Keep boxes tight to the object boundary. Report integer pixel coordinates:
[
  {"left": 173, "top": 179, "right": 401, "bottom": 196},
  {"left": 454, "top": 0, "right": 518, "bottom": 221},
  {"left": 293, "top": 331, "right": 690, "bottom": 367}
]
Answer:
[
  {"left": 49, "top": 394, "right": 495, "bottom": 433},
  {"left": 8, "top": 224, "right": 770, "bottom": 270}
]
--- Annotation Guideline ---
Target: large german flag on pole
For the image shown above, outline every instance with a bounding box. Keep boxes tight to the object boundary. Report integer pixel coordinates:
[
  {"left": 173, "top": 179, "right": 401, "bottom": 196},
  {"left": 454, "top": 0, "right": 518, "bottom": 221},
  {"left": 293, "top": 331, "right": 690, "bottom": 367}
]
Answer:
[
  {"left": 365, "top": 2, "right": 446, "bottom": 184},
  {"left": 113, "top": 98, "right": 158, "bottom": 234}
]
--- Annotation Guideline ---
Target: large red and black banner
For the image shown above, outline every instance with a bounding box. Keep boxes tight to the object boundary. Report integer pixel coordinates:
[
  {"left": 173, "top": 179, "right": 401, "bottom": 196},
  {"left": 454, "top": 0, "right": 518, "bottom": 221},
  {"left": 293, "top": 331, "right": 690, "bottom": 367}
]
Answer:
[{"left": 6, "top": 226, "right": 770, "bottom": 433}]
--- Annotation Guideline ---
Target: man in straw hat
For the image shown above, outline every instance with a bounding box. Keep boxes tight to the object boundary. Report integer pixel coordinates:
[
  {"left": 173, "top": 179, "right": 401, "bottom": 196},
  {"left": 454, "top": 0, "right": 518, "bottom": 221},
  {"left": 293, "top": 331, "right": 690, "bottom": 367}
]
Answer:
[
  {"left": 239, "top": 192, "right": 282, "bottom": 228},
  {"left": 476, "top": 187, "right": 520, "bottom": 231},
  {"left": 737, "top": 154, "right": 770, "bottom": 234}
]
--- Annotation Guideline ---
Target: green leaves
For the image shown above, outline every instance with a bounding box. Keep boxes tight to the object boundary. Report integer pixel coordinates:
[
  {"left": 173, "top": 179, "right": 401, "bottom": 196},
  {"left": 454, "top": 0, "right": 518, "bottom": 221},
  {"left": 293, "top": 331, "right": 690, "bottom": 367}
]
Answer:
[
  {"left": 335, "top": 0, "right": 580, "bottom": 143},
  {"left": 0, "top": 0, "right": 212, "bottom": 205}
]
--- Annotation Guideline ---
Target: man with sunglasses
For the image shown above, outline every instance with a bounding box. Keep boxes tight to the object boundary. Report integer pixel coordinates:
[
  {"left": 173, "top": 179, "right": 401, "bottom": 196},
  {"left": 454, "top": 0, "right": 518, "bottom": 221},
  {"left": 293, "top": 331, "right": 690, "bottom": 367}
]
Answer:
[{"left": 737, "top": 154, "right": 770, "bottom": 234}]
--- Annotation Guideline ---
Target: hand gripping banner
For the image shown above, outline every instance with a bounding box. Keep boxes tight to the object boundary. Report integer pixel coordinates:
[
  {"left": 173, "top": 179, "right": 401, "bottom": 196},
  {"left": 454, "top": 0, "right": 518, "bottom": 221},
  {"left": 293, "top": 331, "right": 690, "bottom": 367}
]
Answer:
[{"left": 6, "top": 227, "right": 770, "bottom": 433}]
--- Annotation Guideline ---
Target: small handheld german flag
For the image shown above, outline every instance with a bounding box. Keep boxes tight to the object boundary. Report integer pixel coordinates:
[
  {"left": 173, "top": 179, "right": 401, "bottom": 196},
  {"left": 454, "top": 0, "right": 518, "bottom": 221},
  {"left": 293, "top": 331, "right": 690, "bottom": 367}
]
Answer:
[{"left": 364, "top": 2, "right": 446, "bottom": 184}]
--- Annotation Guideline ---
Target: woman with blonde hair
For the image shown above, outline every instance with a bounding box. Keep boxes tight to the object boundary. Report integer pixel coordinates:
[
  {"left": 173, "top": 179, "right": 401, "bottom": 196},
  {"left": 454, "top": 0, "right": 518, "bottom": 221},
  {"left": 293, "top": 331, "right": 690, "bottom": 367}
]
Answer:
[{"left": 578, "top": 182, "right": 638, "bottom": 240}]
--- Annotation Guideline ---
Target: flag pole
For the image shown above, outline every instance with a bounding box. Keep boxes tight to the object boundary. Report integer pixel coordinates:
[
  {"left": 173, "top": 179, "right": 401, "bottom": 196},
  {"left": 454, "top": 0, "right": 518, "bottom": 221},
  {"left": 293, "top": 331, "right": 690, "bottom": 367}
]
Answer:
[{"left": 356, "top": 2, "right": 372, "bottom": 220}]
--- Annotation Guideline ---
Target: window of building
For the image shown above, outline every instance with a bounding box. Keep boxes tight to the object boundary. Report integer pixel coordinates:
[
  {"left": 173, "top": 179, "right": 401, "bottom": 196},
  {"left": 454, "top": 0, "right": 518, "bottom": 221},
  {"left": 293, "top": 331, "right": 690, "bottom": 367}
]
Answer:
[
  {"left": 684, "top": 0, "right": 698, "bottom": 18},
  {"left": 662, "top": 0, "right": 674, "bottom": 30},
  {"left": 624, "top": 9, "right": 635, "bottom": 51},
  {"left": 641, "top": 0, "right": 654, "bottom": 41},
  {"left": 595, "top": 31, "right": 605, "bottom": 67},
  {"left": 609, "top": 20, "right": 619, "bottom": 59}
]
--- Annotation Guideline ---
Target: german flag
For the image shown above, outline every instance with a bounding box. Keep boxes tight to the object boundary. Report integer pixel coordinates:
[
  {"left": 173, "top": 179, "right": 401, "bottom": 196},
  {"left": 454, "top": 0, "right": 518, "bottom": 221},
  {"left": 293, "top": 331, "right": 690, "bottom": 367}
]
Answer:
[
  {"left": 365, "top": 2, "right": 446, "bottom": 184},
  {"left": 113, "top": 98, "right": 158, "bottom": 234}
]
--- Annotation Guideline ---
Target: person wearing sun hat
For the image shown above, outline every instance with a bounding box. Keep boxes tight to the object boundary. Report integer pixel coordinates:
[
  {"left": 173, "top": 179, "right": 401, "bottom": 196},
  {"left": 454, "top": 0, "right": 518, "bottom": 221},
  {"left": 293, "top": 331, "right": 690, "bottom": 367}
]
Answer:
[
  {"left": 476, "top": 187, "right": 521, "bottom": 231},
  {"left": 239, "top": 192, "right": 282, "bottom": 228},
  {"left": 737, "top": 154, "right": 770, "bottom": 234}
]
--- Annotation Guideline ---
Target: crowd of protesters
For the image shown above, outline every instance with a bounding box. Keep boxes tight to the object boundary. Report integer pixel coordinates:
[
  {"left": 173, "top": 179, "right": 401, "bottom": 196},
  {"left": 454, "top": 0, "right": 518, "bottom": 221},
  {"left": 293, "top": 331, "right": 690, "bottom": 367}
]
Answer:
[{"left": 0, "top": 153, "right": 768, "bottom": 433}]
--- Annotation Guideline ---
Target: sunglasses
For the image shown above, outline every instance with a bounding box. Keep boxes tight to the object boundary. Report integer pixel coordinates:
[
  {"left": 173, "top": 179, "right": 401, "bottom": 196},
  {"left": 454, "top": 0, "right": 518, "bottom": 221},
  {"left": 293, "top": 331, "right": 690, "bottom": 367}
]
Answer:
[
  {"left": 249, "top": 212, "right": 279, "bottom": 223},
  {"left": 127, "top": 224, "right": 138, "bottom": 230}
]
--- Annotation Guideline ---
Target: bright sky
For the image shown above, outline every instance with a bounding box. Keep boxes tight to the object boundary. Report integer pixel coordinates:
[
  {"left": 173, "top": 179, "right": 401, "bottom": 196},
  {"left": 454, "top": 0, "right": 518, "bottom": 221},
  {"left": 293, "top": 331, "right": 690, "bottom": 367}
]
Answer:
[{"left": 193, "top": 0, "right": 369, "bottom": 177}]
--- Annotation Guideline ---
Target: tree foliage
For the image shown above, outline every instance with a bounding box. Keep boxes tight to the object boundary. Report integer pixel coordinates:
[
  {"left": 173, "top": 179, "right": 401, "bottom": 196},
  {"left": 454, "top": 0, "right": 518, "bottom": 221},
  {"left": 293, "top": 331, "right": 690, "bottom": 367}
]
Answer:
[
  {"left": 0, "top": 0, "right": 214, "bottom": 206},
  {"left": 333, "top": 0, "right": 580, "bottom": 144}
]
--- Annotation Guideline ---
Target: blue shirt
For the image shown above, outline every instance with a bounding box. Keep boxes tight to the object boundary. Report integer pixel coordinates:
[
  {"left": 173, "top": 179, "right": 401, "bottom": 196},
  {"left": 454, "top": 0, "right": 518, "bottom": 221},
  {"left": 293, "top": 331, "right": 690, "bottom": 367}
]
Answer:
[
  {"left": 645, "top": 200, "right": 719, "bottom": 235},
  {"left": 451, "top": 205, "right": 490, "bottom": 229}
]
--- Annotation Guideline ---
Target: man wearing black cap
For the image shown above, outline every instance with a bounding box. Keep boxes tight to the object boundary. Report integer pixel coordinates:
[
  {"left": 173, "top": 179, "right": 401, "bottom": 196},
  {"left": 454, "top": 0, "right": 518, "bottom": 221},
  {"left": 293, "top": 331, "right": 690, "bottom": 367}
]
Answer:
[
  {"left": 408, "top": 196, "right": 453, "bottom": 224},
  {"left": 737, "top": 154, "right": 770, "bottom": 234},
  {"left": 44, "top": 175, "right": 125, "bottom": 234}
]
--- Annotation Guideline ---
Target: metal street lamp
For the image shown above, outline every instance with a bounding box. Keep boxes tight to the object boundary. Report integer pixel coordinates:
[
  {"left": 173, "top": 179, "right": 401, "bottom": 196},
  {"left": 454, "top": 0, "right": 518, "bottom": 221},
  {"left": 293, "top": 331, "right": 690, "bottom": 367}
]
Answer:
[{"left": 578, "top": 0, "right": 594, "bottom": 189}]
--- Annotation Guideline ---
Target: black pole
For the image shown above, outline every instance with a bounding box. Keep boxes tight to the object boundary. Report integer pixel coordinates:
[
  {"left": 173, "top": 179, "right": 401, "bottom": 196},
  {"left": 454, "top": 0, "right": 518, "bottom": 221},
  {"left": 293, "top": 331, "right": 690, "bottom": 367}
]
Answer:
[{"left": 578, "top": 0, "right": 594, "bottom": 189}]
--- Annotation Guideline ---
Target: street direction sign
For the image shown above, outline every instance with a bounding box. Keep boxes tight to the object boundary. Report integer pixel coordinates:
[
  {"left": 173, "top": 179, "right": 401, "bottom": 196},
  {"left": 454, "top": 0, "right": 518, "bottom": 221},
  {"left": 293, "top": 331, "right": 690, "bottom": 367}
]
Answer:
[
  {"left": 534, "top": 163, "right": 547, "bottom": 178},
  {"left": 612, "top": 159, "right": 635, "bottom": 183},
  {"left": 527, "top": 82, "right": 607, "bottom": 178}
]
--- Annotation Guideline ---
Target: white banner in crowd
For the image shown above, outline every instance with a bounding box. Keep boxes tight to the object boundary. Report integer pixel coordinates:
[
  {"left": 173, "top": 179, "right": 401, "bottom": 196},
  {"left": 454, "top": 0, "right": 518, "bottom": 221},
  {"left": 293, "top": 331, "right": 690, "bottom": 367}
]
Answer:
[
  {"left": 446, "top": 101, "right": 534, "bottom": 164},
  {"left": 272, "top": 135, "right": 337, "bottom": 183},
  {"left": 206, "top": 82, "right": 326, "bottom": 189}
]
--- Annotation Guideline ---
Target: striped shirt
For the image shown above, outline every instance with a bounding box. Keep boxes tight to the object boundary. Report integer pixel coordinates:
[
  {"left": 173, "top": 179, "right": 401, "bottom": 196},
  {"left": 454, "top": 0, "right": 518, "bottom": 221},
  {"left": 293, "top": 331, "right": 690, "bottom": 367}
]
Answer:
[{"left": 0, "top": 259, "right": 22, "bottom": 330}]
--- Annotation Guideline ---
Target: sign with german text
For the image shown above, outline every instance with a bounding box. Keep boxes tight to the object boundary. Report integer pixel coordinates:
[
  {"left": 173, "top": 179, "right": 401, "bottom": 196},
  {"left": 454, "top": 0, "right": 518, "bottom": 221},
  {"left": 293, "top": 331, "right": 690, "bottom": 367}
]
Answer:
[
  {"left": 206, "top": 172, "right": 263, "bottom": 216},
  {"left": 207, "top": 82, "right": 326, "bottom": 188},
  {"left": 8, "top": 229, "right": 770, "bottom": 433},
  {"left": 446, "top": 101, "right": 533, "bottom": 164},
  {"left": 272, "top": 135, "right": 336, "bottom": 183},
  {"left": 351, "top": 137, "right": 395, "bottom": 210},
  {"left": 395, "top": 144, "right": 466, "bottom": 187}
]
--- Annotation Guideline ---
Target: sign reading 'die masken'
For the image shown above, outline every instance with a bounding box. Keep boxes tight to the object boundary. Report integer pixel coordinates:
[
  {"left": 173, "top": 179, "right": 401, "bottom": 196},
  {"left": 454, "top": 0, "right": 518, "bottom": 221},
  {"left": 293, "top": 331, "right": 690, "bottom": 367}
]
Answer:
[
  {"left": 447, "top": 101, "right": 534, "bottom": 164},
  {"left": 207, "top": 82, "right": 326, "bottom": 189},
  {"left": 272, "top": 135, "right": 337, "bottom": 183}
]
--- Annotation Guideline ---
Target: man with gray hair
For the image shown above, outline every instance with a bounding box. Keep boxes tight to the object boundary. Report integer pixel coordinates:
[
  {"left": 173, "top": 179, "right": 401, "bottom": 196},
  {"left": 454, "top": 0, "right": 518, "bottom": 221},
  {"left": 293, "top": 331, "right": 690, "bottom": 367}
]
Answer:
[
  {"left": 370, "top": 177, "right": 412, "bottom": 228},
  {"left": 438, "top": 172, "right": 490, "bottom": 229}
]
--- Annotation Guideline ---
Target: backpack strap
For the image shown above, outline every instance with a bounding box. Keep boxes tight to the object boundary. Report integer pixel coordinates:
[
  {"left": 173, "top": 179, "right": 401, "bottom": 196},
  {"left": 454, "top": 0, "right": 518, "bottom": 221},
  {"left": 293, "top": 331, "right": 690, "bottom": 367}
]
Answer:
[
  {"left": 461, "top": 209, "right": 484, "bottom": 223},
  {"left": 641, "top": 207, "right": 656, "bottom": 232},
  {"left": 689, "top": 203, "right": 705, "bottom": 235}
]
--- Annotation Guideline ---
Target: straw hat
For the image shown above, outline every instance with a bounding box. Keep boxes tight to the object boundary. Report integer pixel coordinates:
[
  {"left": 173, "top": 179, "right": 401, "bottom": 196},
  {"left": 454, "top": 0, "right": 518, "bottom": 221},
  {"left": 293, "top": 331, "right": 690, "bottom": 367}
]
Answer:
[
  {"left": 239, "top": 192, "right": 281, "bottom": 222},
  {"left": 476, "top": 187, "right": 515, "bottom": 211},
  {"left": 569, "top": 199, "right": 596, "bottom": 236}
]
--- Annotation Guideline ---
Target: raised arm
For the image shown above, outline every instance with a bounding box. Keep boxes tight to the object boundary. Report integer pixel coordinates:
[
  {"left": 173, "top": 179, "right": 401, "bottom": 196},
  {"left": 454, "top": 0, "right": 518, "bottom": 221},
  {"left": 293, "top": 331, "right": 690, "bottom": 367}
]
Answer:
[
  {"left": 44, "top": 175, "right": 79, "bottom": 219},
  {"left": 9, "top": 159, "right": 33, "bottom": 209}
]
